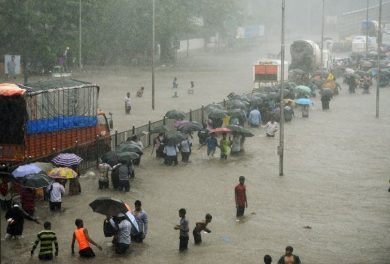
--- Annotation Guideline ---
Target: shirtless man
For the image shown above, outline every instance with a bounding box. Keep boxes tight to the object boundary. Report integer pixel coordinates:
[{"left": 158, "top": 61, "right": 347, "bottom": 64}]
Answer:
[
  {"left": 192, "top": 213, "right": 212, "bottom": 245},
  {"left": 277, "top": 246, "right": 301, "bottom": 264},
  {"left": 136, "top": 87, "right": 144, "bottom": 97}
]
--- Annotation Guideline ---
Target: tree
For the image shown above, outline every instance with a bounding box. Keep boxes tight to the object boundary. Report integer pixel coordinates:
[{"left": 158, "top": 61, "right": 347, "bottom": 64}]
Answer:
[
  {"left": 0, "top": 0, "right": 244, "bottom": 69},
  {"left": 0, "top": 0, "right": 79, "bottom": 72}
]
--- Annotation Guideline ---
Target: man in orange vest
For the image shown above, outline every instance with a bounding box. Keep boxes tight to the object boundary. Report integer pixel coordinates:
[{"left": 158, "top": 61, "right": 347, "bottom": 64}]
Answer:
[{"left": 71, "top": 219, "right": 102, "bottom": 258}]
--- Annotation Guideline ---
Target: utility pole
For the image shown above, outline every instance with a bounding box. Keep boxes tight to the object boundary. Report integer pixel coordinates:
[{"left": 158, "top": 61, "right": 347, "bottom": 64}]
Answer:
[
  {"left": 278, "top": 0, "right": 285, "bottom": 176},
  {"left": 152, "top": 0, "right": 155, "bottom": 110},
  {"left": 79, "top": 0, "right": 82, "bottom": 69},
  {"left": 376, "top": 0, "right": 382, "bottom": 118},
  {"left": 366, "top": 0, "right": 369, "bottom": 58},
  {"left": 320, "top": 0, "right": 325, "bottom": 71}
]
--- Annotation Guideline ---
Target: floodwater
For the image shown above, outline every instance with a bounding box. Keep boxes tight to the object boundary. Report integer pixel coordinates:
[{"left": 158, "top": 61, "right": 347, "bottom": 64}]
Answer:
[{"left": 1, "top": 47, "right": 390, "bottom": 264}]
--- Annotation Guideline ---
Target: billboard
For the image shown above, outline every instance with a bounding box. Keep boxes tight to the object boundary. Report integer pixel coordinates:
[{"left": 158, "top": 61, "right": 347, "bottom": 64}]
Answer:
[
  {"left": 236, "top": 25, "right": 265, "bottom": 39},
  {"left": 4, "top": 54, "right": 21, "bottom": 76}
]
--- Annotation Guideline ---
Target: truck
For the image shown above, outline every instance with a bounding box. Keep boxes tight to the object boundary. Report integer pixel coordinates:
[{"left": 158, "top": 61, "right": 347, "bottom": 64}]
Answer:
[
  {"left": 0, "top": 79, "right": 111, "bottom": 168},
  {"left": 351, "top": 35, "right": 377, "bottom": 53},
  {"left": 253, "top": 59, "right": 288, "bottom": 88},
  {"left": 290, "top": 40, "right": 321, "bottom": 73}
]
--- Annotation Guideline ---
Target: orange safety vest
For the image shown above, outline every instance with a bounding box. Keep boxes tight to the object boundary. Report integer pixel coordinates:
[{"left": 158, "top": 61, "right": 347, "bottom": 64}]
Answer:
[{"left": 74, "top": 228, "right": 89, "bottom": 250}]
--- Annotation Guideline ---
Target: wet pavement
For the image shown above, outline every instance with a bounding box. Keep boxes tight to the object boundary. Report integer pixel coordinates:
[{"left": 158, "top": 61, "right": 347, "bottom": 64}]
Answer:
[{"left": 1, "top": 48, "right": 390, "bottom": 264}]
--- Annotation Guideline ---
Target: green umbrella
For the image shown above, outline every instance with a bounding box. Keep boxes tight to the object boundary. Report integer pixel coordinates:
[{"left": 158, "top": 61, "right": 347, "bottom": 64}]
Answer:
[
  {"left": 150, "top": 125, "right": 168, "bottom": 133},
  {"left": 117, "top": 151, "right": 139, "bottom": 164},
  {"left": 295, "top": 85, "right": 312, "bottom": 94},
  {"left": 18, "top": 173, "right": 53, "bottom": 189},
  {"left": 208, "top": 108, "right": 227, "bottom": 119}
]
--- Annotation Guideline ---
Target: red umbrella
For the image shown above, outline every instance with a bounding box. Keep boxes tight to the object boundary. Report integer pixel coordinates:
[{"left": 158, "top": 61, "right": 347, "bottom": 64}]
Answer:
[{"left": 209, "top": 127, "right": 231, "bottom": 134}]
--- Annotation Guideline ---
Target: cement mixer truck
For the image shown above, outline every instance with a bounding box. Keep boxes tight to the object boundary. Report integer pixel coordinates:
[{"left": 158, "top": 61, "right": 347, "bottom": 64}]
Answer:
[{"left": 290, "top": 40, "right": 322, "bottom": 73}]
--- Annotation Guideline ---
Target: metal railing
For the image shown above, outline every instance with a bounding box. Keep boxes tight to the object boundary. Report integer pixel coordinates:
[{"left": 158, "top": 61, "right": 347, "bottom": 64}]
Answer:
[
  {"left": 110, "top": 106, "right": 209, "bottom": 151},
  {"left": 5, "top": 100, "right": 227, "bottom": 174}
]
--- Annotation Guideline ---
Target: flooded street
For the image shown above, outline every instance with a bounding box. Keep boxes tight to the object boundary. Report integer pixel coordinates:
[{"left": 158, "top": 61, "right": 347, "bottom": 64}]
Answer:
[{"left": 1, "top": 49, "right": 390, "bottom": 264}]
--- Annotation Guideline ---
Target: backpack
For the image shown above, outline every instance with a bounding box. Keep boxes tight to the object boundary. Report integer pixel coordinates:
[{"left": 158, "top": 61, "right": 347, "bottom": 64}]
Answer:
[
  {"left": 0, "top": 181, "right": 8, "bottom": 196},
  {"left": 103, "top": 218, "right": 118, "bottom": 237}
]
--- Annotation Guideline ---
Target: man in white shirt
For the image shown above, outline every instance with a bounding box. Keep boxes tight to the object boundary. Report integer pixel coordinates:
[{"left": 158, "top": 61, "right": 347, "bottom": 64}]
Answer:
[
  {"left": 47, "top": 181, "right": 65, "bottom": 212},
  {"left": 124, "top": 93, "right": 131, "bottom": 114},
  {"left": 179, "top": 137, "right": 192, "bottom": 163},
  {"left": 231, "top": 134, "right": 242, "bottom": 154},
  {"left": 263, "top": 118, "right": 278, "bottom": 137}
]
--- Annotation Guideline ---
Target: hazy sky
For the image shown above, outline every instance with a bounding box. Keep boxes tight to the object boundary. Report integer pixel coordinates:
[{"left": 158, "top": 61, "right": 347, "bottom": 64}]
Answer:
[{"left": 245, "top": 0, "right": 384, "bottom": 39}]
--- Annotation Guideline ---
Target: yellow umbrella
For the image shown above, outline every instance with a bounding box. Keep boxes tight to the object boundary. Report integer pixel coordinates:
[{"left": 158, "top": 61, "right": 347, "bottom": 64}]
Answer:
[{"left": 48, "top": 167, "right": 77, "bottom": 179}]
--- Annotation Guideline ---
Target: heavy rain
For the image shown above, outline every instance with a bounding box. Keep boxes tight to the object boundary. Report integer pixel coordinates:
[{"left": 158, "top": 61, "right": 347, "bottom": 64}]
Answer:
[{"left": 1, "top": 0, "right": 390, "bottom": 263}]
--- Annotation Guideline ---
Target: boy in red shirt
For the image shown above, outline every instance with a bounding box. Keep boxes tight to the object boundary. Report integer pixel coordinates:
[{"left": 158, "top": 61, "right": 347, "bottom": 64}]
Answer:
[{"left": 235, "top": 176, "right": 247, "bottom": 221}]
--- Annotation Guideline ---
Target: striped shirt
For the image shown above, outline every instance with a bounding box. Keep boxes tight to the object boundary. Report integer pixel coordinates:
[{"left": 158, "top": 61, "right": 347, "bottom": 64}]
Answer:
[{"left": 32, "top": 230, "right": 58, "bottom": 256}]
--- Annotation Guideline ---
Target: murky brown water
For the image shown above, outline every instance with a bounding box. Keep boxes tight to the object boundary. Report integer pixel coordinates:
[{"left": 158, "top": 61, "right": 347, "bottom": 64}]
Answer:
[{"left": 1, "top": 48, "right": 390, "bottom": 264}]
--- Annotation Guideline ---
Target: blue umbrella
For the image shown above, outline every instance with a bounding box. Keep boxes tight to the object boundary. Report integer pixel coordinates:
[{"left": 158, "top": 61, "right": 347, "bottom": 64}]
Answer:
[
  {"left": 295, "top": 98, "right": 312, "bottom": 105},
  {"left": 12, "top": 164, "right": 42, "bottom": 178}
]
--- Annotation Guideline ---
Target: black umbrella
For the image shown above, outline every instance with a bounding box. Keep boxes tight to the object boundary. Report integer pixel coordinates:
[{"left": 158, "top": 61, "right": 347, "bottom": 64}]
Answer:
[
  {"left": 18, "top": 173, "right": 53, "bottom": 189},
  {"left": 89, "top": 197, "right": 128, "bottom": 216},
  {"left": 248, "top": 96, "right": 263, "bottom": 106},
  {"left": 117, "top": 151, "right": 139, "bottom": 164},
  {"left": 227, "top": 125, "right": 254, "bottom": 137},
  {"left": 228, "top": 109, "right": 247, "bottom": 120},
  {"left": 150, "top": 125, "right": 168, "bottom": 133},
  {"left": 205, "top": 103, "right": 224, "bottom": 112},
  {"left": 252, "top": 92, "right": 267, "bottom": 99},
  {"left": 101, "top": 150, "right": 119, "bottom": 167},
  {"left": 177, "top": 121, "right": 202, "bottom": 133},
  {"left": 117, "top": 143, "right": 143, "bottom": 155},
  {"left": 208, "top": 108, "right": 227, "bottom": 119},
  {"left": 166, "top": 131, "right": 187, "bottom": 145},
  {"left": 320, "top": 88, "right": 333, "bottom": 97},
  {"left": 165, "top": 110, "right": 186, "bottom": 120},
  {"left": 289, "top": 68, "right": 306, "bottom": 75},
  {"left": 227, "top": 99, "right": 248, "bottom": 110}
]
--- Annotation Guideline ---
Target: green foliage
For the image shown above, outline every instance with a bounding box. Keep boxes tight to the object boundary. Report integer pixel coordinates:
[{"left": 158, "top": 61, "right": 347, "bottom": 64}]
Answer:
[{"left": 0, "top": 0, "right": 243, "bottom": 69}]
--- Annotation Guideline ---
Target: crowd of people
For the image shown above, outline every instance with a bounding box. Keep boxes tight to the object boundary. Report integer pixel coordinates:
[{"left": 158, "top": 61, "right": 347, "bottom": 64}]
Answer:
[
  {"left": 0, "top": 78, "right": 322, "bottom": 263},
  {"left": 2, "top": 160, "right": 302, "bottom": 263}
]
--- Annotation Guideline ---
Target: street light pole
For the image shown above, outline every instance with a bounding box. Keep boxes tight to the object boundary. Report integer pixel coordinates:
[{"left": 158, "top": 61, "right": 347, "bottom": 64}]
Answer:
[
  {"left": 366, "top": 0, "right": 369, "bottom": 58},
  {"left": 320, "top": 0, "right": 325, "bottom": 71},
  {"left": 152, "top": 0, "right": 155, "bottom": 110},
  {"left": 79, "top": 0, "right": 82, "bottom": 69},
  {"left": 376, "top": 0, "right": 382, "bottom": 118},
  {"left": 278, "top": 0, "right": 285, "bottom": 176}
]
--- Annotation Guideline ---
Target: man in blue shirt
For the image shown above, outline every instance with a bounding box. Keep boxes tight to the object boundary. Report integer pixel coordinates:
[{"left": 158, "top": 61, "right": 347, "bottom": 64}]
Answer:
[
  {"left": 163, "top": 145, "right": 178, "bottom": 166},
  {"left": 248, "top": 108, "right": 261, "bottom": 127},
  {"left": 205, "top": 133, "right": 219, "bottom": 157}
]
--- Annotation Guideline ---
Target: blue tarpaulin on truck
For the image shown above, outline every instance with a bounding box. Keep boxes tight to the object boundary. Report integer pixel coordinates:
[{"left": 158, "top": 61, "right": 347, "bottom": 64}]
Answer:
[{"left": 26, "top": 116, "right": 97, "bottom": 134}]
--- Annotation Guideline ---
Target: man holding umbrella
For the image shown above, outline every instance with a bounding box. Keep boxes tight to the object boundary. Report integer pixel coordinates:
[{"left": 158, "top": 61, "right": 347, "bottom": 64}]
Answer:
[
  {"left": 112, "top": 213, "right": 132, "bottom": 254},
  {"left": 89, "top": 198, "right": 134, "bottom": 254}
]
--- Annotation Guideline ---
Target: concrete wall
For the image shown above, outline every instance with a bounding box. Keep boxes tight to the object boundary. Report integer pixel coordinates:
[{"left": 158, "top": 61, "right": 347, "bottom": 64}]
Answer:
[{"left": 177, "top": 38, "right": 205, "bottom": 53}]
